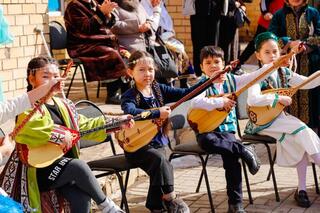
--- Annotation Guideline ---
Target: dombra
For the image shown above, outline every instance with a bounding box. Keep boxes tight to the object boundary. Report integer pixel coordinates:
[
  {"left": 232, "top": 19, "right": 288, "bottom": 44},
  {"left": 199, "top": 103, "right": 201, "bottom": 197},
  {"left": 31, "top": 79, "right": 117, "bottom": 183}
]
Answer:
[
  {"left": 17, "top": 113, "right": 148, "bottom": 168},
  {"left": 247, "top": 71, "right": 320, "bottom": 126}
]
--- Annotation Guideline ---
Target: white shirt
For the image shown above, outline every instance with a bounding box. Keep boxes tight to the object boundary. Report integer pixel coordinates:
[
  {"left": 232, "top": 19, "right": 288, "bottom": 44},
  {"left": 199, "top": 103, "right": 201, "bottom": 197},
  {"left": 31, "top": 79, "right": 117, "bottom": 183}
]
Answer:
[
  {"left": 191, "top": 64, "right": 274, "bottom": 111},
  {"left": 0, "top": 93, "right": 31, "bottom": 166},
  {"left": 247, "top": 70, "right": 320, "bottom": 107},
  {"left": 0, "top": 93, "right": 31, "bottom": 125}
]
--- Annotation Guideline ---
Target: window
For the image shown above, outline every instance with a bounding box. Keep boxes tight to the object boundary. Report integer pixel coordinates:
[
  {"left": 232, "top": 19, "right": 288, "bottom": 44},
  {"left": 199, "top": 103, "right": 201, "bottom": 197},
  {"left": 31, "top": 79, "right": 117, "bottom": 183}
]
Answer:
[{"left": 48, "top": 0, "right": 64, "bottom": 16}]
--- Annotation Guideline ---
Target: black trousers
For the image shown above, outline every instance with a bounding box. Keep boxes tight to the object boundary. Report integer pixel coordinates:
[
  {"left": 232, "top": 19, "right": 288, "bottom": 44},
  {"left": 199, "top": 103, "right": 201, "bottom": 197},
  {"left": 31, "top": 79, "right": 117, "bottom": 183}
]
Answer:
[
  {"left": 218, "top": 16, "right": 238, "bottom": 63},
  {"left": 38, "top": 158, "right": 106, "bottom": 213},
  {"left": 197, "top": 131, "right": 244, "bottom": 205},
  {"left": 238, "top": 25, "right": 267, "bottom": 64},
  {"left": 190, "top": 15, "right": 219, "bottom": 76},
  {"left": 125, "top": 145, "right": 174, "bottom": 210}
]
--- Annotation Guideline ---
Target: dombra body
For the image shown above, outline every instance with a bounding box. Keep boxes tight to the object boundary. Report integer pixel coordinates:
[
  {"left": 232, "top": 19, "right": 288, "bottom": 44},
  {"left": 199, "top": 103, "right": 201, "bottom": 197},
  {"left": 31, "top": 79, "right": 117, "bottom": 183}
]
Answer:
[
  {"left": 17, "top": 113, "right": 146, "bottom": 168},
  {"left": 247, "top": 71, "right": 320, "bottom": 125}
]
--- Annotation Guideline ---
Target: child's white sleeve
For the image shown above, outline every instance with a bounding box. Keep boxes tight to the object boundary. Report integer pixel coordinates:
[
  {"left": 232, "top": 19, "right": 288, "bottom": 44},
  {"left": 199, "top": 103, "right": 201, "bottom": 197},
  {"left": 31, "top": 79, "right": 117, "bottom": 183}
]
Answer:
[
  {"left": 289, "top": 70, "right": 320, "bottom": 89},
  {"left": 190, "top": 91, "right": 224, "bottom": 111},
  {"left": 0, "top": 93, "right": 32, "bottom": 125},
  {"left": 235, "top": 63, "right": 274, "bottom": 90},
  {"left": 247, "top": 83, "right": 279, "bottom": 107}
]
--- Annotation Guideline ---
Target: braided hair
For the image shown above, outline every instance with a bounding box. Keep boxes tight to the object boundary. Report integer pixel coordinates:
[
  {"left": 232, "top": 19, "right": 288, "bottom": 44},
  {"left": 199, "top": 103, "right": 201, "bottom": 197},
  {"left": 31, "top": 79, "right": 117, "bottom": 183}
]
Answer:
[
  {"left": 128, "top": 50, "right": 155, "bottom": 70},
  {"left": 26, "top": 56, "right": 58, "bottom": 92}
]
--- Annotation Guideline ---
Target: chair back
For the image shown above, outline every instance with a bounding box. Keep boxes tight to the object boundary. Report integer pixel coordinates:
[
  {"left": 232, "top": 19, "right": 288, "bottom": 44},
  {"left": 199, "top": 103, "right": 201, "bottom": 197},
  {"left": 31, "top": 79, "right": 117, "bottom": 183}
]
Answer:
[
  {"left": 49, "top": 21, "right": 67, "bottom": 50},
  {"left": 75, "top": 100, "right": 116, "bottom": 155},
  {"left": 169, "top": 103, "right": 198, "bottom": 148},
  {"left": 170, "top": 114, "right": 185, "bottom": 130},
  {"left": 236, "top": 90, "right": 248, "bottom": 120}
]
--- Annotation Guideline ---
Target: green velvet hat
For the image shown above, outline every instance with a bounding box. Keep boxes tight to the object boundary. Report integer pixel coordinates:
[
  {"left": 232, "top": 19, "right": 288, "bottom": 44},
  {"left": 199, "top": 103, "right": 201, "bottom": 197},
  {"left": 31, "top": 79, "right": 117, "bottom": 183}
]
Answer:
[{"left": 254, "top": 32, "right": 279, "bottom": 50}]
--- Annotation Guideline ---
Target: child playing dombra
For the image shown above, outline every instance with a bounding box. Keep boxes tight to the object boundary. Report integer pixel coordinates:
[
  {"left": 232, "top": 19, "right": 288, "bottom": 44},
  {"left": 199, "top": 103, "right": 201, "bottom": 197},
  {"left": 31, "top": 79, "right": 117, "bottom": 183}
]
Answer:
[
  {"left": 188, "top": 45, "right": 289, "bottom": 213},
  {"left": 121, "top": 50, "right": 209, "bottom": 213},
  {"left": 0, "top": 56, "right": 133, "bottom": 213},
  {"left": 245, "top": 32, "right": 320, "bottom": 208}
]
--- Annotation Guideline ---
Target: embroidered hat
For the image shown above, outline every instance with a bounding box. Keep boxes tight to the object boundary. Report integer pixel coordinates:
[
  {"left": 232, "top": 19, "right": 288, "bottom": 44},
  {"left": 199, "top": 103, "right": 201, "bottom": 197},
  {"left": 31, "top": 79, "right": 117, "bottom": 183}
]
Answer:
[{"left": 254, "top": 32, "right": 279, "bottom": 50}]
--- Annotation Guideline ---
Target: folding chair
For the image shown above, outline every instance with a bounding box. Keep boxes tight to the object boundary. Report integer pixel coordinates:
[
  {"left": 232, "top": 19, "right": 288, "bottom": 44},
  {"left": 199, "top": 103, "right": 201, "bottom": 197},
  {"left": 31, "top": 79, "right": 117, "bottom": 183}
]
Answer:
[
  {"left": 168, "top": 114, "right": 214, "bottom": 211},
  {"left": 49, "top": 21, "right": 101, "bottom": 100},
  {"left": 75, "top": 100, "right": 136, "bottom": 212}
]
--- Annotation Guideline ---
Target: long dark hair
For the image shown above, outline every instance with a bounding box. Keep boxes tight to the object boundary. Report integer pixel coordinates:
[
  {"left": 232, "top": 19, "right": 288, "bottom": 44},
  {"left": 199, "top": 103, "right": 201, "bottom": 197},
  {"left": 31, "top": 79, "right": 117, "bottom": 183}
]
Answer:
[{"left": 26, "top": 56, "right": 58, "bottom": 92}]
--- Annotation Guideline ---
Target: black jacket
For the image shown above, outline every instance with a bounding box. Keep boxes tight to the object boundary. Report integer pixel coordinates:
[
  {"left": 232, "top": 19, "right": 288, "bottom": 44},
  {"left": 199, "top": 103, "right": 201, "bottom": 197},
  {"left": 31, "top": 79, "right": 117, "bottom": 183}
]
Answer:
[{"left": 194, "top": 0, "right": 238, "bottom": 17}]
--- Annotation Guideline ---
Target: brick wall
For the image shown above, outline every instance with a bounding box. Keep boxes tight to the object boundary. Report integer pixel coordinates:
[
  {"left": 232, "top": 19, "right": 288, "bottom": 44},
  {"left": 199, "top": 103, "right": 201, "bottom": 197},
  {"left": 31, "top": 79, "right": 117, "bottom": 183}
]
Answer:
[
  {"left": 165, "top": 0, "right": 193, "bottom": 59},
  {"left": 0, "top": 1, "right": 49, "bottom": 99}
]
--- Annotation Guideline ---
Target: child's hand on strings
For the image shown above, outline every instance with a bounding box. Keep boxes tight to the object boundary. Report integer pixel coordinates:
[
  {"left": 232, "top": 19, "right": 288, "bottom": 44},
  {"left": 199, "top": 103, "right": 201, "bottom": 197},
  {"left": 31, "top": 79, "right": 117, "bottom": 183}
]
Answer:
[
  {"left": 222, "top": 96, "right": 236, "bottom": 111},
  {"left": 60, "top": 130, "right": 73, "bottom": 152},
  {"left": 42, "top": 78, "right": 65, "bottom": 94},
  {"left": 212, "top": 73, "right": 227, "bottom": 83},
  {"left": 263, "top": 12, "right": 273, "bottom": 21},
  {"left": 28, "top": 78, "right": 66, "bottom": 104},
  {"left": 119, "top": 114, "right": 135, "bottom": 129},
  {"left": 289, "top": 40, "right": 302, "bottom": 49},
  {"left": 159, "top": 106, "right": 171, "bottom": 119},
  {"left": 279, "top": 96, "right": 292, "bottom": 106},
  {"left": 50, "top": 78, "right": 65, "bottom": 93}
]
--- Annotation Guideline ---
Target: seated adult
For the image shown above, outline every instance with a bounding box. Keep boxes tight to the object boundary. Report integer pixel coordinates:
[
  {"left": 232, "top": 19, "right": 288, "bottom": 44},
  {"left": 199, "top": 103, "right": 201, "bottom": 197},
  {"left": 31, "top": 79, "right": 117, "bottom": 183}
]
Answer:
[
  {"left": 110, "top": 0, "right": 161, "bottom": 52},
  {"left": 141, "top": 0, "right": 188, "bottom": 60},
  {"left": 64, "top": 0, "right": 128, "bottom": 104},
  {"left": 141, "top": 0, "right": 191, "bottom": 87}
]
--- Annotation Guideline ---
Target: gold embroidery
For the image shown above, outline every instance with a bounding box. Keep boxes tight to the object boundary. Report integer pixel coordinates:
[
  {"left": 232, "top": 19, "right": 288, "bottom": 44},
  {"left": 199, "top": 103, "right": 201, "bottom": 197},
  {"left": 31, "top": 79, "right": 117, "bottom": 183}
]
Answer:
[
  {"left": 286, "top": 13, "right": 297, "bottom": 40},
  {"left": 299, "top": 13, "right": 309, "bottom": 38},
  {"left": 285, "top": 11, "right": 311, "bottom": 124},
  {"left": 307, "top": 37, "right": 320, "bottom": 46}
]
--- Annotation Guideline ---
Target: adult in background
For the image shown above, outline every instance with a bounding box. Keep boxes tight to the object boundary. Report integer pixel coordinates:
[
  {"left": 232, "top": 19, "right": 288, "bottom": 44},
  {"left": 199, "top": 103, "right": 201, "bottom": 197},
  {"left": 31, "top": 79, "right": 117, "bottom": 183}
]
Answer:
[
  {"left": 64, "top": 0, "right": 128, "bottom": 104},
  {"left": 238, "top": 0, "right": 284, "bottom": 65},
  {"left": 141, "top": 0, "right": 191, "bottom": 87},
  {"left": 190, "top": 0, "right": 221, "bottom": 76},
  {"left": 268, "top": 0, "right": 320, "bottom": 134},
  {"left": 190, "top": 0, "right": 245, "bottom": 76},
  {"left": 111, "top": 0, "right": 161, "bottom": 52},
  {"left": 218, "top": 0, "right": 247, "bottom": 63},
  {"left": 112, "top": 0, "right": 178, "bottom": 85}
]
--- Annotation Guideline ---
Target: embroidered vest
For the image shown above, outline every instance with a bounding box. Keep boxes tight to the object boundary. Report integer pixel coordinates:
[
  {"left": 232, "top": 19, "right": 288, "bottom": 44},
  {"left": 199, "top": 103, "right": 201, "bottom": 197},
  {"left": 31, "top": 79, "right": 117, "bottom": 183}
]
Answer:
[
  {"left": 205, "top": 74, "right": 237, "bottom": 133},
  {"left": 260, "top": 67, "right": 291, "bottom": 90},
  {"left": 245, "top": 67, "right": 292, "bottom": 134}
]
